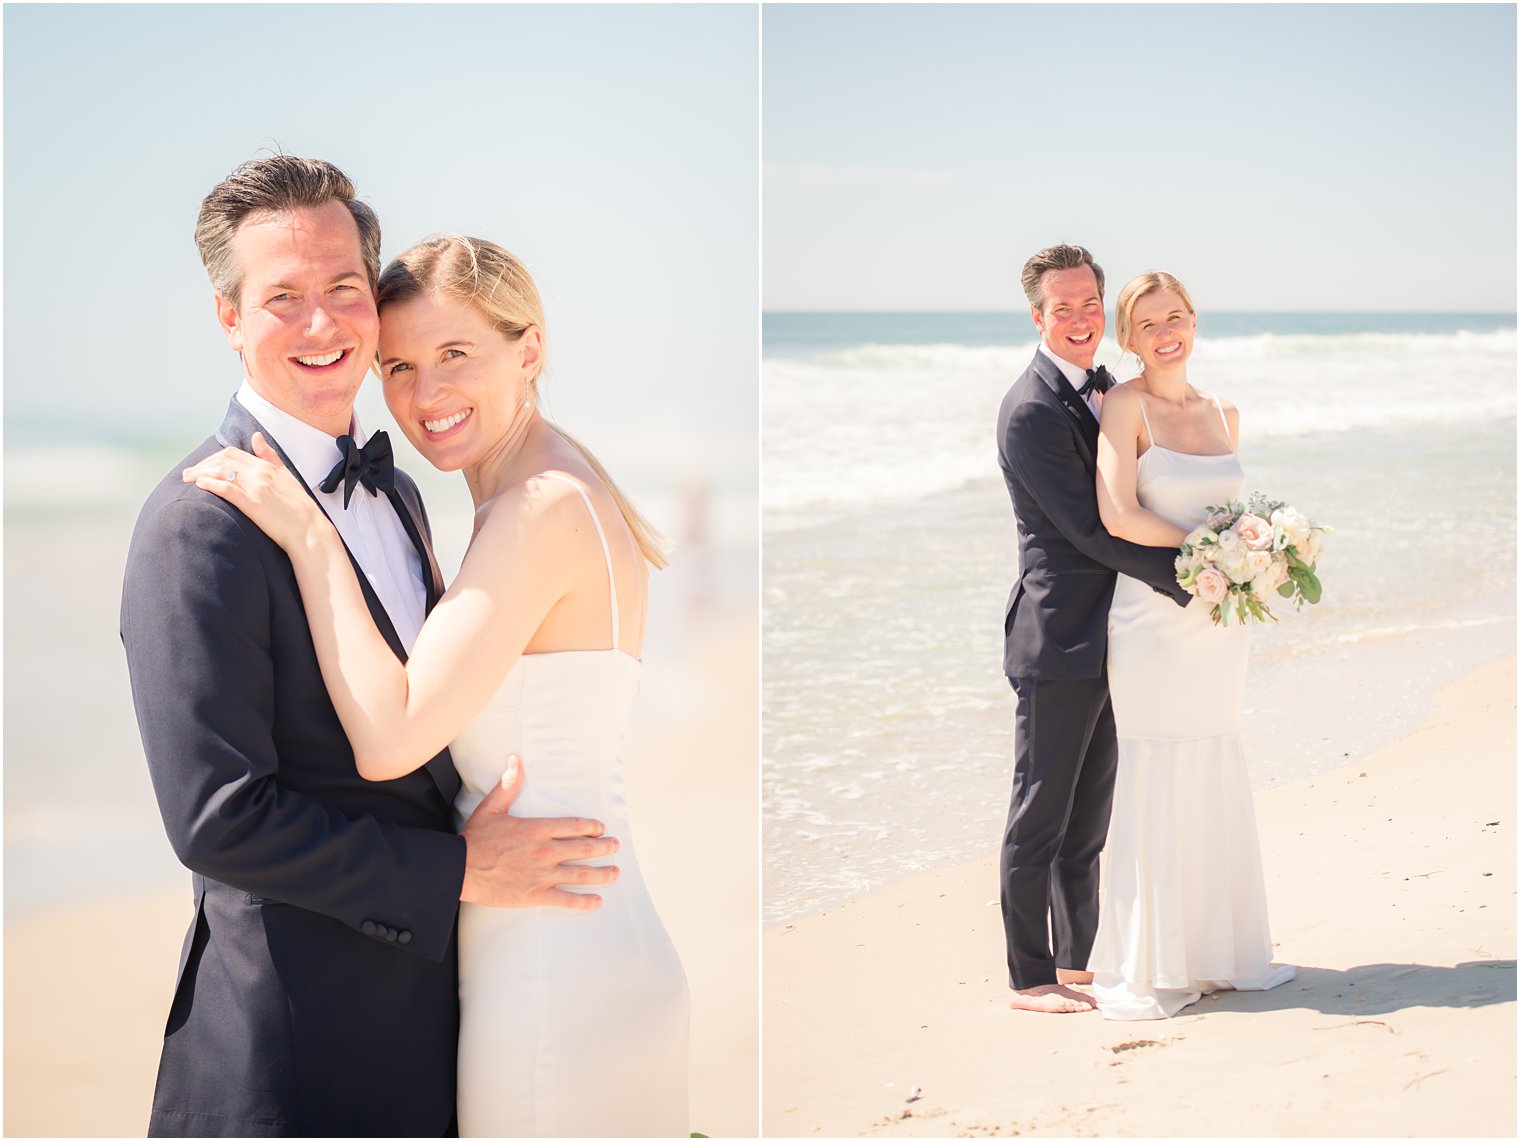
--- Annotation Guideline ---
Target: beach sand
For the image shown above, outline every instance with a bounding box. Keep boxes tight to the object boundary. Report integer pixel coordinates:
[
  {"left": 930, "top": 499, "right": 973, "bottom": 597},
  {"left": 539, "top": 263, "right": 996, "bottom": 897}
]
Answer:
[
  {"left": 2, "top": 611, "right": 759, "bottom": 1138},
  {"left": 763, "top": 657, "right": 1516, "bottom": 1138}
]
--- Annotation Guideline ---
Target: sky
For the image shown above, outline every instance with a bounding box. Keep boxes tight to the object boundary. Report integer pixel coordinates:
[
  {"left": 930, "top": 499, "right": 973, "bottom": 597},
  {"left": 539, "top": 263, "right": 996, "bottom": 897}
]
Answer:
[
  {"left": 4, "top": 2, "right": 1513, "bottom": 455},
  {"left": 763, "top": 3, "right": 1518, "bottom": 312},
  {"left": 3, "top": 3, "right": 759, "bottom": 492}
]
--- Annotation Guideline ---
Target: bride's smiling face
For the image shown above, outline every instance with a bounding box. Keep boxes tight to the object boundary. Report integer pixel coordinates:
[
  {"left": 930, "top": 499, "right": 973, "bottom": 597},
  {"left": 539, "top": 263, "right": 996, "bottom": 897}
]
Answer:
[
  {"left": 1125, "top": 288, "right": 1196, "bottom": 373},
  {"left": 378, "top": 292, "right": 541, "bottom": 472}
]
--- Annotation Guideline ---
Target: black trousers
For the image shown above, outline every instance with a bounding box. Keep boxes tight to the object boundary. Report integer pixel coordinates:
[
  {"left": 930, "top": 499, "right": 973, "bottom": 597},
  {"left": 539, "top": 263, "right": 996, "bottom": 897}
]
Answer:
[{"left": 999, "top": 672, "right": 1118, "bottom": 989}]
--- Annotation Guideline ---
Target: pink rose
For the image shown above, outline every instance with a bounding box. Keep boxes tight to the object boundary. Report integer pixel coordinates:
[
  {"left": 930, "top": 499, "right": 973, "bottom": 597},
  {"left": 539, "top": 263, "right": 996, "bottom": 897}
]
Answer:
[
  {"left": 1234, "top": 513, "right": 1274, "bottom": 551},
  {"left": 1193, "top": 566, "right": 1229, "bottom": 605}
]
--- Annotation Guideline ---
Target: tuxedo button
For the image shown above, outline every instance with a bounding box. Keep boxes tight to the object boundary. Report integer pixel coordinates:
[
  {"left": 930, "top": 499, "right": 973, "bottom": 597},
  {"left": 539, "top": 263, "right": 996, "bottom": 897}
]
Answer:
[
  {"left": 398, "top": 930, "right": 413, "bottom": 945},
  {"left": 384, "top": 926, "right": 398, "bottom": 942},
  {"left": 362, "top": 920, "right": 377, "bottom": 937}
]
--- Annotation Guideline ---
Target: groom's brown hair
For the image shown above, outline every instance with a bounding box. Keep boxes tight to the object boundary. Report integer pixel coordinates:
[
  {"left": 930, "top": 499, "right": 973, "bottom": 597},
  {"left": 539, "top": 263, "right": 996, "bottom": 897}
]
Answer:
[
  {"left": 1021, "top": 244, "right": 1105, "bottom": 310},
  {"left": 195, "top": 154, "right": 382, "bottom": 309}
]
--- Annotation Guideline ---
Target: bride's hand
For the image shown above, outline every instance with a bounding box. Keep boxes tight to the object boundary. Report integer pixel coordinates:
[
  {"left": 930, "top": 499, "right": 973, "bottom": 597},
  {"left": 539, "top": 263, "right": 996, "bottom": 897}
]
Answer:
[{"left": 183, "top": 433, "right": 331, "bottom": 553}]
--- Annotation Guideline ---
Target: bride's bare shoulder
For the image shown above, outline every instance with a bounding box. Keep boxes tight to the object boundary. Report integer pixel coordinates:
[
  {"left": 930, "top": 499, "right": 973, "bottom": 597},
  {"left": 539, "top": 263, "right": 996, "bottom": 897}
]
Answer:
[
  {"left": 1102, "top": 381, "right": 1145, "bottom": 414},
  {"left": 472, "top": 471, "right": 590, "bottom": 544},
  {"left": 1198, "top": 391, "right": 1242, "bottom": 442},
  {"left": 1204, "top": 391, "right": 1241, "bottom": 424}
]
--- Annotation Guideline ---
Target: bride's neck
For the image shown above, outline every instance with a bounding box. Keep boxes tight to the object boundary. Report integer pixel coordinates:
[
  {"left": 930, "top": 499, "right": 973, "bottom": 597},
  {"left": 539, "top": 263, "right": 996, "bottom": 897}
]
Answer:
[
  {"left": 464, "top": 413, "right": 548, "bottom": 509},
  {"left": 1138, "top": 365, "right": 1191, "bottom": 406}
]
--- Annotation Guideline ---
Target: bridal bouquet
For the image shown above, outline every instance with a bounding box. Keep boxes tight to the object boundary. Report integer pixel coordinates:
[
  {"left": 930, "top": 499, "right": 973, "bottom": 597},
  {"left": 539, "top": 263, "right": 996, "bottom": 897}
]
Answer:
[{"left": 1175, "top": 493, "right": 1331, "bottom": 626}]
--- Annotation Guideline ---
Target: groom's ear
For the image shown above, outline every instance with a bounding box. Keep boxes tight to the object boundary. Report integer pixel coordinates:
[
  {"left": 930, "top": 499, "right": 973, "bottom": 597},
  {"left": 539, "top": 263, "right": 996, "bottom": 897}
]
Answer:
[
  {"left": 214, "top": 291, "right": 244, "bottom": 353},
  {"left": 1029, "top": 304, "right": 1045, "bottom": 334}
]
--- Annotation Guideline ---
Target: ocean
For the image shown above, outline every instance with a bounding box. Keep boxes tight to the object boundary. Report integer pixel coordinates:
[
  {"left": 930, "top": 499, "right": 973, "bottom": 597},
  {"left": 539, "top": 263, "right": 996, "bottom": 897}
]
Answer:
[{"left": 762, "top": 311, "right": 1517, "bottom": 925}]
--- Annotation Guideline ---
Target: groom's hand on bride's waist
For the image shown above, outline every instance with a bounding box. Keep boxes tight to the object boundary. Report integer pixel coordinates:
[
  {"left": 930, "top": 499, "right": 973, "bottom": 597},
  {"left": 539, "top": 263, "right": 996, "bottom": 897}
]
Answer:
[{"left": 459, "top": 754, "right": 620, "bottom": 910}]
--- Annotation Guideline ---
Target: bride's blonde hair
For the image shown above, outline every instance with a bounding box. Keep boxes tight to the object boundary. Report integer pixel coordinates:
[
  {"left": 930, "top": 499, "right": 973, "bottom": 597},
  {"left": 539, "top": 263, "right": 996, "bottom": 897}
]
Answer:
[{"left": 377, "top": 234, "right": 669, "bottom": 569}]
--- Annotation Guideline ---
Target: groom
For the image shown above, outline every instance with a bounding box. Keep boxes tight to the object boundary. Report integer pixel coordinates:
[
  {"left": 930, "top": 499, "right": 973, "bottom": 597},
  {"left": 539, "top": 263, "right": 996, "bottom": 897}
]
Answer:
[
  {"left": 121, "top": 155, "right": 619, "bottom": 1135},
  {"left": 995, "top": 244, "right": 1190, "bottom": 1013}
]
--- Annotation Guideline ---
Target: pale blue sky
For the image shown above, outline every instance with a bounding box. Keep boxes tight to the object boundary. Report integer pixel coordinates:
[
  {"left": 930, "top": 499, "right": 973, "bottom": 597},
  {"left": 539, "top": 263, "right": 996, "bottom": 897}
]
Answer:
[
  {"left": 4, "top": 4, "right": 758, "bottom": 461},
  {"left": 763, "top": 3, "right": 1517, "bottom": 312}
]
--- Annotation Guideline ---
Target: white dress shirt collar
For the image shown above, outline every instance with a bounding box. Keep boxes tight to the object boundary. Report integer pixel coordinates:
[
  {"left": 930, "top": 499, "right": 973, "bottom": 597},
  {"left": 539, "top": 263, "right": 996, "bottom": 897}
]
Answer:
[
  {"left": 1036, "top": 341, "right": 1095, "bottom": 392},
  {"left": 234, "top": 381, "right": 366, "bottom": 491}
]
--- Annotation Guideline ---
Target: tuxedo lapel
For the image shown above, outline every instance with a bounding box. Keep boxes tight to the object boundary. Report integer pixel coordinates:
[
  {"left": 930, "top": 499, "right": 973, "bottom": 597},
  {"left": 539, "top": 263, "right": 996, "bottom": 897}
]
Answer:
[
  {"left": 385, "top": 484, "right": 445, "bottom": 612},
  {"left": 378, "top": 479, "right": 457, "bottom": 804},
  {"left": 1032, "top": 354, "right": 1100, "bottom": 465}
]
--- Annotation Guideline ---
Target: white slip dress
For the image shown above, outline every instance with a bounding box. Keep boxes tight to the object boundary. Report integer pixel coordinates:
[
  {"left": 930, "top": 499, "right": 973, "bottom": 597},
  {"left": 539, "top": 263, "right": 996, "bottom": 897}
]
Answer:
[
  {"left": 451, "top": 473, "right": 690, "bottom": 1135},
  {"left": 1090, "top": 395, "right": 1295, "bottom": 1020}
]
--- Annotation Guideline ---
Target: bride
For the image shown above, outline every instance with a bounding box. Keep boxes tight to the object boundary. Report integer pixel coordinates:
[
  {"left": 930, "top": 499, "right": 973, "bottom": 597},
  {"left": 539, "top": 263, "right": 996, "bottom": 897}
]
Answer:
[
  {"left": 1089, "top": 271, "right": 1295, "bottom": 1020},
  {"left": 186, "top": 234, "right": 689, "bottom": 1134}
]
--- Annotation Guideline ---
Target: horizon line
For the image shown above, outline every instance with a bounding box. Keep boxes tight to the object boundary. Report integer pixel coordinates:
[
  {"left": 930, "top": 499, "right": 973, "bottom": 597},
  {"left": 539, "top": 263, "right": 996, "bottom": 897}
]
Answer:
[{"left": 762, "top": 308, "right": 1519, "bottom": 317}]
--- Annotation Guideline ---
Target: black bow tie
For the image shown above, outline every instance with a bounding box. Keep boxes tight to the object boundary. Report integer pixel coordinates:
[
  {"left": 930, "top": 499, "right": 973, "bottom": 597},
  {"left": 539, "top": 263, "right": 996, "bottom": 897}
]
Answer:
[
  {"left": 320, "top": 432, "right": 396, "bottom": 508},
  {"left": 1076, "top": 365, "right": 1114, "bottom": 399}
]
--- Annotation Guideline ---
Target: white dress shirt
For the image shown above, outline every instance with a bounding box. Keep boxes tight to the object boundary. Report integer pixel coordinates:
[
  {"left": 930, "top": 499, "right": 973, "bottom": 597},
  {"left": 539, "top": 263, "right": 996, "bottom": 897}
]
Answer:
[
  {"left": 1037, "top": 342, "right": 1105, "bottom": 420},
  {"left": 236, "top": 382, "right": 427, "bottom": 653}
]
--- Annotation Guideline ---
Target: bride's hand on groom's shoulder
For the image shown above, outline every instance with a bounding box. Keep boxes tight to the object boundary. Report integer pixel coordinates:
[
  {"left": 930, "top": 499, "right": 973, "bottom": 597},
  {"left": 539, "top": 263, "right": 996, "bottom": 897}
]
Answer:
[{"left": 183, "top": 433, "right": 331, "bottom": 553}]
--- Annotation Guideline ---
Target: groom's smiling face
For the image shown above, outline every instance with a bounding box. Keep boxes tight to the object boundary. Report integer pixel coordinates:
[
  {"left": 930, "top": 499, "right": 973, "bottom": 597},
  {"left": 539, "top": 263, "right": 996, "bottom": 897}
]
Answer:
[
  {"left": 1031, "top": 265, "right": 1105, "bottom": 370},
  {"left": 214, "top": 200, "right": 380, "bottom": 437}
]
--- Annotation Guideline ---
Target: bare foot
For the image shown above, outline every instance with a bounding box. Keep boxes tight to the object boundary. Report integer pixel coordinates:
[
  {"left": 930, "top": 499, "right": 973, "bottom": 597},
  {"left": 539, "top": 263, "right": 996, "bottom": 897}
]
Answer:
[
  {"left": 1009, "top": 983, "right": 1097, "bottom": 1013},
  {"left": 1056, "top": 968, "right": 1094, "bottom": 985}
]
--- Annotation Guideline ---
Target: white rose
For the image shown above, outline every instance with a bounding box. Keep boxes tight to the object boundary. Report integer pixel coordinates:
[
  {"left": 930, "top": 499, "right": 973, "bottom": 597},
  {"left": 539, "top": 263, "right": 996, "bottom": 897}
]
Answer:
[
  {"left": 1270, "top": 507, "right": 1310, "bottom": 553},
  {"left": 1211, "top": 531, "right": 1252, "bottom": 582},
  {"left": 1215, "top": 547, "right": 1254, "bottom": 584},
  {"left": 1252, "top": 558, "right": 1290, "bottom": 596}
]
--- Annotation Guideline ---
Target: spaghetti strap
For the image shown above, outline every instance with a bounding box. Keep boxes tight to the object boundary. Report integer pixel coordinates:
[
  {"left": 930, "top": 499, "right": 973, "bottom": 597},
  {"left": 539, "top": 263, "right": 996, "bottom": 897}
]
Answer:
[
  {"left": 540, "top": 472, "right": 619, "bottom": 650},
  {"left": 1136, "top": 394, "right": 1157, "bottom": 451},
  {"left": 1210, "top": 394, "right": 1234, "bottom": 451}
]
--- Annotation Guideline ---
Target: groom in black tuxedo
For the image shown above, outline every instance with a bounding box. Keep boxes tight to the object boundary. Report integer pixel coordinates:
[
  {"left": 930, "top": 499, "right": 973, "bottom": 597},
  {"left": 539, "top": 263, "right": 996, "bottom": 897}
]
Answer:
[
  {"left": 994, "top": 244, "right": 1191, "bottom": 1013},
  {"left": 121, "top": 156, "right": 618, "bottom": 1135}
]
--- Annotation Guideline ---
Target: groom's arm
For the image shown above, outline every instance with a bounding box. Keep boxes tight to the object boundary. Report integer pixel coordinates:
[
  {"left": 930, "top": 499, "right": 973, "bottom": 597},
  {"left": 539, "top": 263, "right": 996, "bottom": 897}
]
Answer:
[
  {"left": 1004, "top": 400, "right": 1190, "bottom": 605},
  {"left": 122, "top": 489, "right": 465, "bottom": 961}
]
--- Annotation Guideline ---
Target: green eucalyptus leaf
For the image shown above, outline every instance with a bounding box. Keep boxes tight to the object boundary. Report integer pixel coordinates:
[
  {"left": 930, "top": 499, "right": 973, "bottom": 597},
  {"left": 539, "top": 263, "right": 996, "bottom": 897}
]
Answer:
[{"left": 1300, "top": 572, "right": 1322, "bottom": 605}]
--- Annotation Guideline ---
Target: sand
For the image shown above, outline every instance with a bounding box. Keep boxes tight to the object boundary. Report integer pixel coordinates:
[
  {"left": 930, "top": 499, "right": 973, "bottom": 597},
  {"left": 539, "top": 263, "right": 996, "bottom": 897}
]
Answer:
[
  {"left": 2, "top": 612, "right": 759, "bottom": 1138},
  {"left": 763, "top": 657, "right": 1516, "bottom": 1138}
]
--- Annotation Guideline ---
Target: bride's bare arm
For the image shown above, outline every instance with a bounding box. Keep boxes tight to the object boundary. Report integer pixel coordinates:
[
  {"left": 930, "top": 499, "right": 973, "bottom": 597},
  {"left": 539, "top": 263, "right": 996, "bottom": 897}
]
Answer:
[
  {"left": 188, "top": 436, "right": 582, "bottom": 780},
  {"left": 1095, "top": 385, "right": 1189, "bottom": 549}
]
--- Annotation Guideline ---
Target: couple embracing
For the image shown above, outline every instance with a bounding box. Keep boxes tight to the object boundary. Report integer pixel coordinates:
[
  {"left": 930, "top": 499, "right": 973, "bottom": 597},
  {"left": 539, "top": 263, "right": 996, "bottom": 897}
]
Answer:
[
  {"left": 121, "top": 155, "right": 687, "bottom": 1136},
  {"left": 996, "top": 244, "right": 1296, "bottom": 1020}
]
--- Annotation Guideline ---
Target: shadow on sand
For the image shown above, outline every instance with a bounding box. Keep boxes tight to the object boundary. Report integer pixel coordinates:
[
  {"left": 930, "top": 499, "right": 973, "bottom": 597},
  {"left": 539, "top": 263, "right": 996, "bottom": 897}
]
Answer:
[{"left": 1184, "top": 959, "right": 1516, "bottom": 1018}]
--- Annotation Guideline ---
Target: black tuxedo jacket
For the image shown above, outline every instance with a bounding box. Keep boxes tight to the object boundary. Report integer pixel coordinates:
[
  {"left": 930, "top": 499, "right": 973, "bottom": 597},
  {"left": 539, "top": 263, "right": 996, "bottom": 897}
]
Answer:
[
  {"left": 121, "top": 397, "right": 465, "bottom": 1137},
  {"left": 996, "top": 350, "right": 1190, "bottom": 682}
]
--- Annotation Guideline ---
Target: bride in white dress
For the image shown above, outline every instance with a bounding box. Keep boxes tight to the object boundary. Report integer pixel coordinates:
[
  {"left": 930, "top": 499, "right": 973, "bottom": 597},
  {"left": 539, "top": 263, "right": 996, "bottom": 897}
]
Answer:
[
  {"left": 1089, "top": 272, "right": 1295, "bottom": 1020},
  {"left": 186, "top": 234, "right": 688, "bottom": 1134}
]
